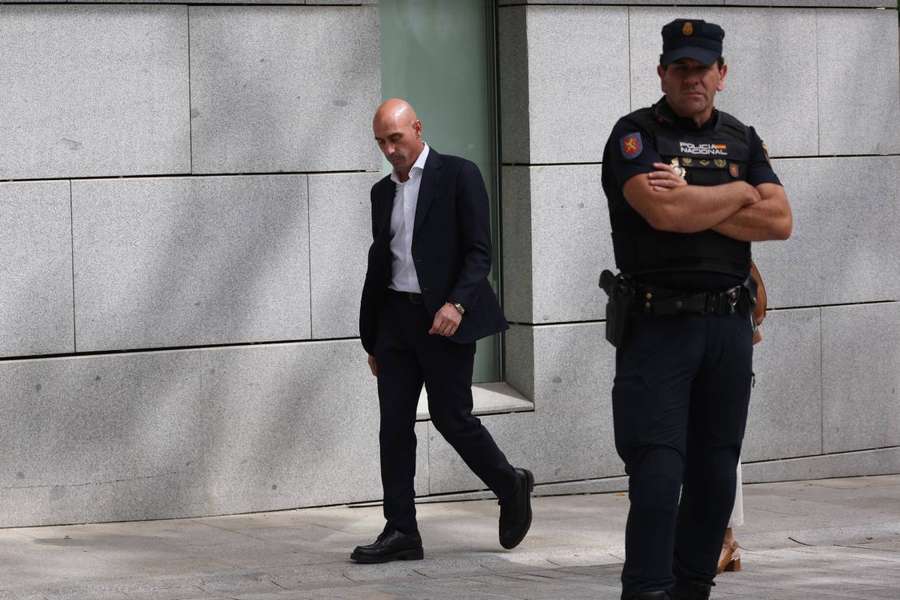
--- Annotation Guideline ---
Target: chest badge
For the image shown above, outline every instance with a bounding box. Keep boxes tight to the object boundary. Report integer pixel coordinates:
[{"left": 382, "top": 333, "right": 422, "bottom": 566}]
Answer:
[
  {"left": 714, "top": 158, "right": 727, "bottom": 168},
  {"left": 670, "top": 157, "right": 686, "bottom": 178},
  {"left": 729, "top": 163, "right": 740, "bottom": 178},
  {"left": 699, "top": 159, "right": 710, "bottom": 167}
]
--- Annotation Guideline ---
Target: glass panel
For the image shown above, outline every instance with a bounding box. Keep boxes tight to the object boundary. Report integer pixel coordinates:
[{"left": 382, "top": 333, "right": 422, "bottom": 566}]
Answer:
[{"left": 378, "top": 0, "right": 501, "bottom": 383}]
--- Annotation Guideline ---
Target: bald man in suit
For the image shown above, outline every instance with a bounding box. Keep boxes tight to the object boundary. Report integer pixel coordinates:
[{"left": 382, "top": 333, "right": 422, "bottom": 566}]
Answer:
[{"left": 352, "top": 99, "right": 533, "bottom": 563}]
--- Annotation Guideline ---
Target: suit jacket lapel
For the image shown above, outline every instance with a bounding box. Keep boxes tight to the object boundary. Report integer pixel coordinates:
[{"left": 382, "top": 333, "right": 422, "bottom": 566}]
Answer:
[{"left": 413, "top": 148, "right": 442, "bottom": 235}]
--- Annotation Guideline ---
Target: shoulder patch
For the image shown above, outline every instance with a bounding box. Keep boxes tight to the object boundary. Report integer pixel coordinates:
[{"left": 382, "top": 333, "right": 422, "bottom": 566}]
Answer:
[{"left": 620, "top": 132, "right": 643, "bottom": 160}]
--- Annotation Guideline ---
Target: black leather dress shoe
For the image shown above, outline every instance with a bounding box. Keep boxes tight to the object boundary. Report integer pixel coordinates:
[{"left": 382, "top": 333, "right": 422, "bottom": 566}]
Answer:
[
  {"left": 350, "top": 527, "right": 424, "bottom": 564},
  {"left": 499, "top": 467, "right": 534, "bottom": 549}
]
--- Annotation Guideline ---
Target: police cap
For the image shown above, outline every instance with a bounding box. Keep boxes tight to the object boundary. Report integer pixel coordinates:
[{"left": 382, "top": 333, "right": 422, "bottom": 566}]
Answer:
[{"left": 660, "top": 19, "right": 724, "bottom": 66}]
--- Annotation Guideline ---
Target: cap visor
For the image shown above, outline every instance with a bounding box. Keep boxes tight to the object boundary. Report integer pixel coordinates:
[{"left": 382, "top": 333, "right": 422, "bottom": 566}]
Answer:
[{"left": 660, "top": 47, "right": 719, "bottom": 66}]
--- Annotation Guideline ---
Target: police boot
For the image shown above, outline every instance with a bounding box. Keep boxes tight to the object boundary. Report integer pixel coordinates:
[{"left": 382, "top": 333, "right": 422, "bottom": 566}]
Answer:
[
  {"left": 670, "top": 579, "right": 712, "bottom": 600},
  {"left": 626, "top": 593, "right": 670, "bottom": 600}
]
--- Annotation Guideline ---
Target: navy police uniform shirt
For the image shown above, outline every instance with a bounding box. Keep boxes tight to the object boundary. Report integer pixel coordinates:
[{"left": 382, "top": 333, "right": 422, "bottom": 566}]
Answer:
[{"left": 601, "top": 97, "right": 782, "bottom": 290}]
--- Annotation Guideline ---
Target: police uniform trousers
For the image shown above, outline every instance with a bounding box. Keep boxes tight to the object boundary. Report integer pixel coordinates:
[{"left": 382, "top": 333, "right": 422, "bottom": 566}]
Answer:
[
  {"left": 613, "top": 309, "right": 753, "bottom": 597},
  {"left": 375, "top": 289, "right": 518, "bottom": 534}
]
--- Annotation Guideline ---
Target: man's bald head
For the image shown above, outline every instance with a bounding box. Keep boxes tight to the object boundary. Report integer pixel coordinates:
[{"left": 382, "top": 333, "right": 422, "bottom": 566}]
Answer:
[
  {"left": 373, "top": 98, "right": 418, "bottom": 129},
  {"left": 373, "top": 98, "right": 424, "bottom": 181}
]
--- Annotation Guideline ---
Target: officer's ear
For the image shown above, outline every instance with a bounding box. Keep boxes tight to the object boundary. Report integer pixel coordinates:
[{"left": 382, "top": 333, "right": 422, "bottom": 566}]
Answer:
[
  {"left": 716, "top": 63, "right": 728, "bottom": 92},
  {"left": 657, "top": 64, "right": 667, "bottom": 91}
]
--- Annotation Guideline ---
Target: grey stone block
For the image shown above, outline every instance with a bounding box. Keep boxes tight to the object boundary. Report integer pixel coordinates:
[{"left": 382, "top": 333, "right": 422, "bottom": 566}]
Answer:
[
  {"left": 0, "top": 181, "right": 74, "bottom": 358},
  {"left": 818, "top": 9, "right": 900, "bottom": 155},
  {"left": 0, "top": 340, "right": 382, "bottom": 527},
  {"left": 189, "top": 6, "right": 381, "bottom": 174},
  {"left": 727, "top": 1, "right": 895, "bottom": 7},
  {"left": 505, "top": 324, "right": 535, "bottom": 400},
  {"left": 531, "top": 165, "right": 609, "bottom": 324},
  {"left": 508, "top": 165, "right": 610, "bottom": 324},
  {"left": 500, "top": 167, "right": 533, "bottom": 322},
  {"left": 744, "top": 447, "right": 900, "bottom": 484},
  {"left": 502, "top": 165, "right": 612, "bottom": 325},
  {"left": 500, "top": 6, "right": 629, "bottom": 164},
  {"left": 71, "top": 175, "right": 311, "bottom": 352},
  {"left": 415, "top": 422, "right": 429, "bottom": 497},
  {"left": 629, "top": 7, "right": 818, "bottom": 157},
  {"left": 498, "top": 7, "right": 530, "bottom": 165},
  {"left": 72, "top": 0, "right": 307, "bottom": 3},
  {"left": 499, "top": 1, "right": 723, "bottom": 5},
  {"left": 427, "top": 322, "right": 620, "bottom": 494},
  {"left": 308, "top": 172, "right": 382, "bottom": 339},
  {"left": 742, "top": 308, "right": 822, "bottom": 462},
  {"left": 753, "top": 157, "right": 900, "bottom": 308},
  {"left": 822, "top": 302, "right": 900, "bottom": 453},
  {"left": 0, "top": 5, "right": 190, "bottom": 180}
]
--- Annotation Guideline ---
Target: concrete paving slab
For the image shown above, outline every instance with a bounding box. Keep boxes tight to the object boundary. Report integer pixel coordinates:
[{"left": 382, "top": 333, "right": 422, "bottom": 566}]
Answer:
[{"left": 0, "top": 475, "right": 898, "bottom": 599}]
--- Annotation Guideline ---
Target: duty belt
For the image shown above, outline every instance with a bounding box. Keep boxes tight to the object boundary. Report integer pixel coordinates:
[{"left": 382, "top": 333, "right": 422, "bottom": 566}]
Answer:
[{"left": 635, "top": 284, "right": 746, "bottom": 316}]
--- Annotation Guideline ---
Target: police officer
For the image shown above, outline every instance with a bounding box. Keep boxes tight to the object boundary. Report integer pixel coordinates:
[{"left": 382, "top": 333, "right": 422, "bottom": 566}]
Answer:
[{"left": 600, "top": 19, "right": 792, "bottom": 600}]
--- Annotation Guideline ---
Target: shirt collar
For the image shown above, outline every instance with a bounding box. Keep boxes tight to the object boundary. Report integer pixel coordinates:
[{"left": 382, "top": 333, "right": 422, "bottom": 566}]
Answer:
[
  {"left": 390, "top": 143, "right": 430, "bottom": 184},
  {"left": 654, "top": 96, "right": 720, "bottom": 131}
]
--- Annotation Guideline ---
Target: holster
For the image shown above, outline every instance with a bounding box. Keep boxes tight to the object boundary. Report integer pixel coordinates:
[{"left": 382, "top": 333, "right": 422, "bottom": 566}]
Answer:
[{"left": 599, "top": 270, "right": 633, "bottom": 348}]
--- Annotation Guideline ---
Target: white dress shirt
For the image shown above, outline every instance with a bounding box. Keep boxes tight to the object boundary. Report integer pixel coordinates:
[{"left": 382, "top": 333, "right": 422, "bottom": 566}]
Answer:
[{"left": 388, "top": 143, "right": 430, "bottom": 294}]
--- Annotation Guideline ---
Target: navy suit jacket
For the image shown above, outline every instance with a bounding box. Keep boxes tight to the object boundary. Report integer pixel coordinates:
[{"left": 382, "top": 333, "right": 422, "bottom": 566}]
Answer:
[{"left": 359, "top": 148, "right": 508, "bottom": 355}]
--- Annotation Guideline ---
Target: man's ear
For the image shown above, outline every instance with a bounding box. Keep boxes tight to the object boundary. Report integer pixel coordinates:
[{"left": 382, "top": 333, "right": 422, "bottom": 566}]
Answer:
[{"left": 716, "top": 64, "right": 728, "bottom": 92}]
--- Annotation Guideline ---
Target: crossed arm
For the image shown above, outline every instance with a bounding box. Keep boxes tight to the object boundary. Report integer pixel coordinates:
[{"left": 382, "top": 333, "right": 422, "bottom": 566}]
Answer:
[{"left": 623, "top": 164, "right": 792, "bottom": 241}]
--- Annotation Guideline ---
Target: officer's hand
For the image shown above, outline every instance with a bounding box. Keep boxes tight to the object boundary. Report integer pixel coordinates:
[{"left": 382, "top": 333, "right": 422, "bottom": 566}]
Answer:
[
  {"left": 428, "top": 303, "right": 462, "bottom": 337},
  {"left": 649, "top": 162, "right": 688, "bottom": 192},
  {"left": 367, "top": 354, "right": 378, "bottom": 377}
]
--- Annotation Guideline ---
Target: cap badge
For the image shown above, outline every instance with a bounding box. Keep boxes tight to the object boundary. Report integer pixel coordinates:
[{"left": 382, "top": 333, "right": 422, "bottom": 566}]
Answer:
[{"left": 682, "top": 21, "right": 694, "bottom": 36}]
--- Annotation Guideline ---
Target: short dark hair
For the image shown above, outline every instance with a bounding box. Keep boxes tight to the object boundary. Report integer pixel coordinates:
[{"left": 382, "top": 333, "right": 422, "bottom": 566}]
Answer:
[{"left": 660, "top": 56, "right": 726, "bottom": 70}]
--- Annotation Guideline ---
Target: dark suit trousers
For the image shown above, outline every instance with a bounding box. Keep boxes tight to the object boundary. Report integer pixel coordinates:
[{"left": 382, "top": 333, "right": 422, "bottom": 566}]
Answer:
[{"left": 374, "top": 289, "right": 518, "bottom": 534}]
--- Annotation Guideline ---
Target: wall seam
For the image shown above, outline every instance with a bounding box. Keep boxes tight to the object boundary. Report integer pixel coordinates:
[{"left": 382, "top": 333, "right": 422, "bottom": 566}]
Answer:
[
  {"left": 814, "top": 8, "right": 821, "bottom": 156},
  {"left": 819, "top": 306, "right": 824, "bottom": 455},
  {"left": 306, "top": 176, "right": 314, "bottom": 339},
  {"left": 69, "top": 180, "right": 77, "bottom": 353},
  {"left": 626, "top": 7, "right": 632, "bottom": 112},
  {"left": 187, "top": 6, "right": 194, "bottom": 174}
]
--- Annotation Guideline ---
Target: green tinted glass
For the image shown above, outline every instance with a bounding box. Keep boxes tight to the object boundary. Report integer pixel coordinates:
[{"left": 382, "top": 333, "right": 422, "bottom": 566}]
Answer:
[{"left": 379, "top": 0, "right": 501, "bottom": 383}]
